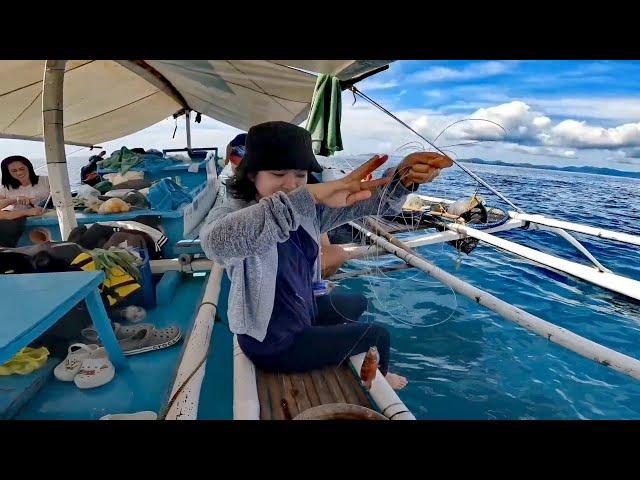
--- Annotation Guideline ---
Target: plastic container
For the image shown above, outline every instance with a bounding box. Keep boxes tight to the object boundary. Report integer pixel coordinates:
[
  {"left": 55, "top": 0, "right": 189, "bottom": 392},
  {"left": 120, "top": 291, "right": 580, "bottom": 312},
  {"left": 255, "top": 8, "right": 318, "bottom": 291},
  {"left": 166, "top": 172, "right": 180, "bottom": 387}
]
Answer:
[{"left": 293, "top": 403, "right": 387, "bottom": 420}]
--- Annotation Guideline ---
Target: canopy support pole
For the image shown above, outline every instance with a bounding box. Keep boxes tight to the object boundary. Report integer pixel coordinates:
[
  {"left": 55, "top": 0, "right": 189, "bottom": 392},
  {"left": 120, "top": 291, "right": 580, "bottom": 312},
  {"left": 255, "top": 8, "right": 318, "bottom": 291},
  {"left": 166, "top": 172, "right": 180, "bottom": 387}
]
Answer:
[
  {"left": 185, "top": 109, "right": 192, "bottom": 151},
  {"left": 43, "top": 60, "right": 77, "bottom": 240}
]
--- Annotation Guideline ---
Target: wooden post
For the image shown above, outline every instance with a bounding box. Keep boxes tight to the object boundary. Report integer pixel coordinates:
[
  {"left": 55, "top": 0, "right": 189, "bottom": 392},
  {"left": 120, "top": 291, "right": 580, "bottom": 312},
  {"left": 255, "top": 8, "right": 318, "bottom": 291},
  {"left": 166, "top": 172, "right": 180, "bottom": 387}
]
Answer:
[{"left": 42, "top": 60, "right": 77, "bottom": 240}]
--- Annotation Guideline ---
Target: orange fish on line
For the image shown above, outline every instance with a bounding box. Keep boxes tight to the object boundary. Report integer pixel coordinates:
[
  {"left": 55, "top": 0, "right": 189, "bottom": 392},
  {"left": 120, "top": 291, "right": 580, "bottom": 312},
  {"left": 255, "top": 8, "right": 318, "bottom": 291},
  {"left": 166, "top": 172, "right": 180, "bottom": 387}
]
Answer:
[{"left": 360, "top": 346, "right": 379, "bottom": 390}]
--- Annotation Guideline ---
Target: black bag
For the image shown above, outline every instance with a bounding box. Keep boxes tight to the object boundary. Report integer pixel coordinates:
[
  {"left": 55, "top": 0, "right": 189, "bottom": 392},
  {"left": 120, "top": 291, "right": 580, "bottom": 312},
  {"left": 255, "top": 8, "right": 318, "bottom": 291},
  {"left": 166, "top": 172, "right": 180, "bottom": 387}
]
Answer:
[
  {"left": 0, "top": 242, "right": 84, "bottom": 274},
  {"left": 0, "top": 217, "right": 26, "bottom": 248}
]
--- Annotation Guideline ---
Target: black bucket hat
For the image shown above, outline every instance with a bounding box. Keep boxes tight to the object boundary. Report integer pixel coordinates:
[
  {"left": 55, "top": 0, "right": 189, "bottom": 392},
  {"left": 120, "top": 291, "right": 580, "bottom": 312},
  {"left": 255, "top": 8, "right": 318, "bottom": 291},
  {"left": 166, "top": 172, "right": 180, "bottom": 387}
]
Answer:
[{"left": 242, "top": 121, "right": 323, "bottom": 174}]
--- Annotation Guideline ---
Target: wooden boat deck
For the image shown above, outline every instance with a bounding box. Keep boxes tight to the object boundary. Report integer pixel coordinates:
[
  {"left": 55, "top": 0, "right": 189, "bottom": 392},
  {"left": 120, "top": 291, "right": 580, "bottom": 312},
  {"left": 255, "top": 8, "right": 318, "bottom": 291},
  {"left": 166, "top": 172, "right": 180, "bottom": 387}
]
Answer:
[{"left": 256, "top": 364, "right": 375, "bottom": 420}]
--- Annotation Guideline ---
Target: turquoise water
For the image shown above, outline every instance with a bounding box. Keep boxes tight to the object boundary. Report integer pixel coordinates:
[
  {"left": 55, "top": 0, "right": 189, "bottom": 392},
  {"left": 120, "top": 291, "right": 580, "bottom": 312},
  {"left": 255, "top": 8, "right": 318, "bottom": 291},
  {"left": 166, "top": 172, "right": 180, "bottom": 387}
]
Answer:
[{"left": 331, "top": 161, "right": 640, "bottom": 419}]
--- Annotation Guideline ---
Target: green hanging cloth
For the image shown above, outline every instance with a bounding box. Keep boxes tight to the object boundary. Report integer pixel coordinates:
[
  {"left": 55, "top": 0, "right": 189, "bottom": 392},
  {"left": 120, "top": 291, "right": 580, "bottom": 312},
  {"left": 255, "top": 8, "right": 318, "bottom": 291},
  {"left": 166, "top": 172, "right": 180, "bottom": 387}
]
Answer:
[{"left": 305, "top": 74, "right": 343, "bottom": 157}]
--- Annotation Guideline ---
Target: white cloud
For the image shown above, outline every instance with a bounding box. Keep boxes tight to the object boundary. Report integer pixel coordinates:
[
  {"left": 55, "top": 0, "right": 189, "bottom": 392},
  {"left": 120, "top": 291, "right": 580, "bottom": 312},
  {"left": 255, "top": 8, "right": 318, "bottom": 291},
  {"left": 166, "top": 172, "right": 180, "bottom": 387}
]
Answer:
[
  {"left": 607, "top": 148, "right": 640, "bottom": 164},
  {"left": 358, "top": 79, "right": 400, "bottom": 90},
  {"left": 525, "top": 97, "right": 640, "bottom": 123},
  {"left": 620, "top": 147, "right": 640, "bottom": 158},
  {"left": 445, "top": 101, "right": 550, "bottom": 142},
  {"left": 546, "top": 120, "right": 640, "bottom": 148},
  {"left": 430, "top": 100, "right": 640, "bottom": 153},
  {"left": 337, "top": 101, "right": 452, "bottom": 155},
  {"left": 406, "top": 61, "right": 515, "bottom": 84}
]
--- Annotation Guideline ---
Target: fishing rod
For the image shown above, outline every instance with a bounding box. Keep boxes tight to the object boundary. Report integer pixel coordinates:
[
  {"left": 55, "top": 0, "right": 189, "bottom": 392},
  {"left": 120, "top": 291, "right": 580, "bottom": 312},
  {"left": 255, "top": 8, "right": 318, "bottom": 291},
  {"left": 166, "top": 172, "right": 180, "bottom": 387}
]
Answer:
[
  {"left": 350, "top": 86, "right": 609, "bottom": 272},
  {"left": 350, "top": 86, "right": 523, "bottom": 213}
]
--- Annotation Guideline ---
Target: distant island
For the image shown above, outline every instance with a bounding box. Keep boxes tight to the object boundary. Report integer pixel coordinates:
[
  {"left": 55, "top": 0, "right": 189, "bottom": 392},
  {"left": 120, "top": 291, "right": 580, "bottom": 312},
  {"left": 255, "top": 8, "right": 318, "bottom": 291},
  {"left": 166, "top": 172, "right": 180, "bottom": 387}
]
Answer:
[
  {"left": 459, "top": 158, "right": 640, "bottom": 179},
  {"left": 326, "top": 154, "right": 640, "bottom": 179}
]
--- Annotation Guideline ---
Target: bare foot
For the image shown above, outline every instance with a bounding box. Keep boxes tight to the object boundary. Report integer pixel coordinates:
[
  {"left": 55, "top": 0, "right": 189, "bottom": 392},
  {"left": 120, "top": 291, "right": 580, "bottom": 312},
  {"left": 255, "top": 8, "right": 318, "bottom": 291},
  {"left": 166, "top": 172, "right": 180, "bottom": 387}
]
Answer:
[{"left": 385, "top": 372, "right": 408, "bottom": 390}]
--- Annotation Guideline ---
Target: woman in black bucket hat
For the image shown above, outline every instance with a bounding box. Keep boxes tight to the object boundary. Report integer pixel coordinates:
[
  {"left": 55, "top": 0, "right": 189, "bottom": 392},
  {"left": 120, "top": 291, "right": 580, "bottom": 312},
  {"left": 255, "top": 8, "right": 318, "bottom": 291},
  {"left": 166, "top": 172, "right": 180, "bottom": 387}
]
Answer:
[{"left": 200, "top": 121, "right": 452, "bottom": 389}]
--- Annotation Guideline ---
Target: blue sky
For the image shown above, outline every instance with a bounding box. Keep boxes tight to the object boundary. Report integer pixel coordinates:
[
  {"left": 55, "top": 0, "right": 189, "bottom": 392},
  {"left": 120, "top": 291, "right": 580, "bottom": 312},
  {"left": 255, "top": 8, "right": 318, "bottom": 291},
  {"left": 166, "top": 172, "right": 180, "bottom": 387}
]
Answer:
[
  {"left": 3, "top": 60, "right": 640, "bottom": 171},
  {"left": 346, "top": 60, "right": 640, "bottom": 171}
]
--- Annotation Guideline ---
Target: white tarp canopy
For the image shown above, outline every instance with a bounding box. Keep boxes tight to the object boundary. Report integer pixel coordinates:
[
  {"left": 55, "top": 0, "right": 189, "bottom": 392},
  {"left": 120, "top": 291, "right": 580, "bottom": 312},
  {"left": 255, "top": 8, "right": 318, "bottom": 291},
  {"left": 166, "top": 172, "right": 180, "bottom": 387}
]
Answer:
[{"left": 0, "top": 60, "right": 391, "bottom": 147}]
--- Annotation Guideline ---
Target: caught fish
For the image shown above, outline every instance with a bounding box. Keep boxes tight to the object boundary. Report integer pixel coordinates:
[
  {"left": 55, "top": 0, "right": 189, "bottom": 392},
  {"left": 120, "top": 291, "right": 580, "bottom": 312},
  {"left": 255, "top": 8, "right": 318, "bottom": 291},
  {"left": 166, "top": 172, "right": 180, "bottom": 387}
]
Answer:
[{"left": 360, "top": 346, "right": 379, "bottom": 390}]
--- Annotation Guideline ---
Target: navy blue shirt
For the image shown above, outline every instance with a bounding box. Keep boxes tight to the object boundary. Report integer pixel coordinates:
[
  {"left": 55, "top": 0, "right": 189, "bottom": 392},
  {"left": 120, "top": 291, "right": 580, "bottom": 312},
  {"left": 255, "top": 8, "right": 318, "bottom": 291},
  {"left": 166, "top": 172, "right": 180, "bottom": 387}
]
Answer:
[{"left": 238, "top": 226, "right": 318, "bottom": 357}]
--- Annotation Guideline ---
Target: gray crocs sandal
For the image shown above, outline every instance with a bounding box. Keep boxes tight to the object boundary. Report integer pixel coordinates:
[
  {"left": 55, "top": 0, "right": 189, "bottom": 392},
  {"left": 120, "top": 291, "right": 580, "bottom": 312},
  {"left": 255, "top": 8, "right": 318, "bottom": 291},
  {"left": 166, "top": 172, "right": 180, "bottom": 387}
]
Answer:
[
  {"left": 81, "top": 322, "right": 154, "bottom": 344},
  {"left": 118, "top": 326, "right": 182, "bottom": 356}
]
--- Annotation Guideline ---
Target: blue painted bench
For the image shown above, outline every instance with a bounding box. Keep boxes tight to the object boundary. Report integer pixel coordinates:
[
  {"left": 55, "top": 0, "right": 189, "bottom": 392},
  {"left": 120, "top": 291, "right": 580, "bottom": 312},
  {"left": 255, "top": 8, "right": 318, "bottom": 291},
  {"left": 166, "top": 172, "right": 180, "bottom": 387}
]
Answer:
[
  {"left": 0, "top": 271, "right": 127, "bottom": 368},
  {"left": 0, "top": 358, "right": 56, "bottom": 419}
]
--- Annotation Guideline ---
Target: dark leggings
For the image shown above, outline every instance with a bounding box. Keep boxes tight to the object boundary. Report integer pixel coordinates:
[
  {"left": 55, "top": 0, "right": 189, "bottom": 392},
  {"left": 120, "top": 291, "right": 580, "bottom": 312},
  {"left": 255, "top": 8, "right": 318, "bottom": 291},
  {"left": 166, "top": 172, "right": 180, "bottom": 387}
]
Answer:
[{"left": 248, "top": 292, "right": 391, "bottom": 375}]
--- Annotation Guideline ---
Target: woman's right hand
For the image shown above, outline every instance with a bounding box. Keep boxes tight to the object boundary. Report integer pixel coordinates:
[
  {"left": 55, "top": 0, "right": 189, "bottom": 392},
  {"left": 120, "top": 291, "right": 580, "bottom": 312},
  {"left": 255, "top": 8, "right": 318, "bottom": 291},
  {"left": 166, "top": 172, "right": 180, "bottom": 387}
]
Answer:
[
  {"left": 26, "top": 207, "right": 45, "bottom": 216},
  {"left": 0, "top": 198, "right": 17, "bottom": 209},
  {"left": 306, "top": 155, "right": 391, "bottom": 208}
]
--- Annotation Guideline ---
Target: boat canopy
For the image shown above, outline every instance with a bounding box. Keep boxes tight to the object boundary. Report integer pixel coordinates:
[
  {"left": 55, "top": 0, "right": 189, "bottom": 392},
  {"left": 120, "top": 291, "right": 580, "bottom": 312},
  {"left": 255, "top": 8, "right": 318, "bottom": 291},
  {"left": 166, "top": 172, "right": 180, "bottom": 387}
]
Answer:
[{"left": 0, "top": 60, "right": 392, "bottom": 146}]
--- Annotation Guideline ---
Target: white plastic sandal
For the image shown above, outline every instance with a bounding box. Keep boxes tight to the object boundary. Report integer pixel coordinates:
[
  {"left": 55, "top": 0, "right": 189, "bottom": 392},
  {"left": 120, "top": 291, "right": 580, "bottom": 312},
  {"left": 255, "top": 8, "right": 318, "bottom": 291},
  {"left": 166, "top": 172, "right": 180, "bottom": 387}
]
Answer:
[
  {"left": 54, "top": 343, "right": 100, "bottom": 382},
  {"left": 73, "top": 347, "right": 115, "bottom": 389}
]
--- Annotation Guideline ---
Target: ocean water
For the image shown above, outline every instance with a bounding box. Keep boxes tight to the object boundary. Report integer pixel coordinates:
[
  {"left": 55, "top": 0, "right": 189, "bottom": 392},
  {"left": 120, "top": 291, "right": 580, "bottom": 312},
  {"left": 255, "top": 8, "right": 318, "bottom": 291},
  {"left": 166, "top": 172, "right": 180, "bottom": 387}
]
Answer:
[{"left": 328, "top": 158, "right": 640, "bottom": 419}]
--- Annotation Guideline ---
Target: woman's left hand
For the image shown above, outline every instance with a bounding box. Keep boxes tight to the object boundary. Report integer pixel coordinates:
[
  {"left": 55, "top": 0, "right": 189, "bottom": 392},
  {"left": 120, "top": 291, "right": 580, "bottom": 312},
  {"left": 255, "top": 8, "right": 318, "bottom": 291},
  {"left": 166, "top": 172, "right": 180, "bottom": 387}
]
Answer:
[
  {"left": 306, "top": 154, "right": 391, "bottom": 208},
  {"left": 393, "top": 152, "right": 453, "bottom": 188},
  {"left": 16, "top": 196, "right": 34, "bottom": 206}
]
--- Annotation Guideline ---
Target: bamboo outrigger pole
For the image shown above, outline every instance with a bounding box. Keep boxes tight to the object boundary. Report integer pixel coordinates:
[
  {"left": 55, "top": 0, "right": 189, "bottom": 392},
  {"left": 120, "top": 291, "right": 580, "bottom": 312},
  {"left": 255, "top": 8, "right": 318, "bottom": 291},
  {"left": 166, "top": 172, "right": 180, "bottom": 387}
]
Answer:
[
  {"left": 445, "top": 222, "right": 640, "bottom": 301},
  {"left": 509, "top": 212, "right": 640, "bottom": 248},
  {"left": 350, "top": 218, "right": 640, "bottom": 381}
]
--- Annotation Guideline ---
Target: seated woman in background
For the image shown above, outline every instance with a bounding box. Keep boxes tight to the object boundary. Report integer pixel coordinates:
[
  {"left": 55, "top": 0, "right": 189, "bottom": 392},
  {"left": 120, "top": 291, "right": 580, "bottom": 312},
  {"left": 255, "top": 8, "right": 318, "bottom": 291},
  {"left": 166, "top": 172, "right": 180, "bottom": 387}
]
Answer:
[{"left": 0, "top": 156, "right": 51, "bottom": 209}]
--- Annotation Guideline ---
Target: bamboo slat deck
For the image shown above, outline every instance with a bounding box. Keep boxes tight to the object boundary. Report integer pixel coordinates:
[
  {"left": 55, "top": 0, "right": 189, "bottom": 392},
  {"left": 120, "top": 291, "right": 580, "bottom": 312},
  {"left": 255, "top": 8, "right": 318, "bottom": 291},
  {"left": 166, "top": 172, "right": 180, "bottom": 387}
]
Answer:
[{"left": 256, "top": 364, "right": 374, "bottom": 420}]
